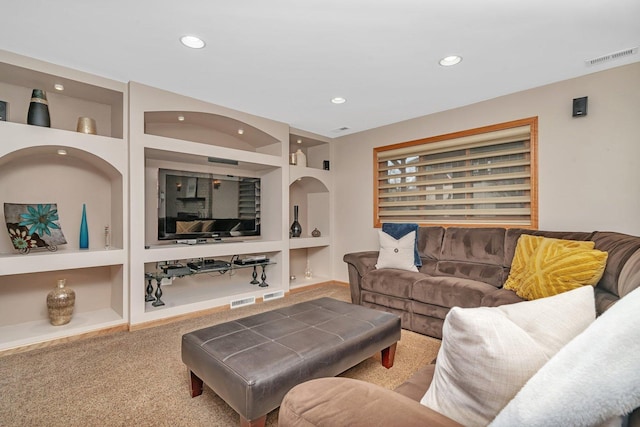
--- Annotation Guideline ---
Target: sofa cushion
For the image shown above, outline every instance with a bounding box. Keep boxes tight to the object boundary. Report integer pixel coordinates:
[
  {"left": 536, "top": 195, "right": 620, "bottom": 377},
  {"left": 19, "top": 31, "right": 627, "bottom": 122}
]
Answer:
[
  {"left": 504, "top": 235, "right": 608, "bottom": 300},
  {"left": 412, "top": 275, "right": 498, "bottom": 309},
  {"left": 420, "top": 286, "right": 595, "bottom": 427},
  {"left": 591, "top": 231, "right": 640, "bottom": 297},
  {"left": 440, "top": 227, "right": 506, "bottom": 265},
  {"left": 416, "top": 226, "right": 445, "bottom": 260},
  {"left": 503, "top": 229, "right": 594, "bottom": 268},
  {"left": 362, "top": 268, "right": 426, "bottom": 299},
  {"left": 279, "top": 377, "right": 462, "bottom": 427},
  {"left": 491, "top": 286, "right": 640, "bottom": 427},
  {"left": 375, "top": 230, "right": 418, "bottom": 272},
  {"left": 435, "top": 260, "right": 505, "bottom": 288},
  {"left": 437, "top": 227, "right": 507, "bottom": 287}
]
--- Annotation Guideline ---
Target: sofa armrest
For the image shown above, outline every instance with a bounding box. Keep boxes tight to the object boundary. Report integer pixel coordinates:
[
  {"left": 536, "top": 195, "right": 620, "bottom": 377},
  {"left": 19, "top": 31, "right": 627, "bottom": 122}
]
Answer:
[
  {"left": 343, "top": 251, "right": 379, "bottom": 304},
  {"left": 279, "top": 377, "right": 462, "bottom": 427}
]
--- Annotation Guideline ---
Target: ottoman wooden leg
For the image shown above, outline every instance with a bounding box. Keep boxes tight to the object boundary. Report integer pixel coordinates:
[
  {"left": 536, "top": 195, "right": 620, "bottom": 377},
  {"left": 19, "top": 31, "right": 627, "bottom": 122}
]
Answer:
[
  {"left": 381, "top": 342, "right": 397, "bottom": 369},
  {"left": 190, "top": 370, "right": 204, "bottom": 397},
  {"left": 240, "top": 414, "right": 266, "bottom": 427}
]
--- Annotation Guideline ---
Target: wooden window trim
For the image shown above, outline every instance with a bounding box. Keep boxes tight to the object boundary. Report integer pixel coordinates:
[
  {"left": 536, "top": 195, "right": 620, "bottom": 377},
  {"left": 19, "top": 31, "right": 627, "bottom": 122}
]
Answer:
[{"left": 373, "top": 117, "right": 538, "bottom": 229}]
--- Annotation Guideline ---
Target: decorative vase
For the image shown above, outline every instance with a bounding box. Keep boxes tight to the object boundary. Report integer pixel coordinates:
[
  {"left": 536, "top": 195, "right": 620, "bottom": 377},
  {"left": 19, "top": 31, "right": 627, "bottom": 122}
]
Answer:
[
  {"left": 79, "top": 204, "right": 89, "bottom": 249},
  {"left": 290, "top": 205, "right": 302, "bottom": 238},
  {"left": 305, "top": 259, "right": 313, "bottom": 279},
  {"left": 27, "top": 89, "right": 50, "bottom": 127},
  {"left": 46, "top": 279, "right": 75, "bottom": 326},
  {"left": 295, "top": 149, "right": 307, "bottom": 167},
  {"left": 289, "top": 152, "right": 297, "bottom": 165},
  {"left": 311, "top": 228, "right": 321, "bottom": 237},
  {"left": 76, "top": 116, "right": 97, "bottom": 134}
]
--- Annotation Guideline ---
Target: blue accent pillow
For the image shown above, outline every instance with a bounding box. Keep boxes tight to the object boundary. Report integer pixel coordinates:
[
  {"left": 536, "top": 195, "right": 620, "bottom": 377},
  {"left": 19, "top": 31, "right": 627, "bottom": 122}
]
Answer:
[{"left": 381, "top": 223, "right": 422, "bottom": 267}]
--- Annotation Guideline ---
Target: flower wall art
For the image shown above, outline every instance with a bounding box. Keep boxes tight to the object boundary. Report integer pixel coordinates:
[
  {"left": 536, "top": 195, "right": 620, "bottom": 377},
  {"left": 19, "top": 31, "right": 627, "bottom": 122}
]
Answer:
[{"left": 4, "top": 203, "right": 67, "bottom": 253}]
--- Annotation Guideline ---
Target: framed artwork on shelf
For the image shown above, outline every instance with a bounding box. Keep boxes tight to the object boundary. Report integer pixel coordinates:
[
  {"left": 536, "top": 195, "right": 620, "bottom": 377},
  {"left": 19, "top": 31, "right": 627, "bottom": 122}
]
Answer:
[
  {"left": 185, "top": 178, "right": 198, "bottom": 198},
  {"left": 4, "top": 203, "right": 67, "bottom": 254}
]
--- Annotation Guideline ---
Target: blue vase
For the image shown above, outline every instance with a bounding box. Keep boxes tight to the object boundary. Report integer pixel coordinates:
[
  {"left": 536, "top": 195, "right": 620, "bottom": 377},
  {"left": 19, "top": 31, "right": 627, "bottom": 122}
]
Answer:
[{"left": 79, "top": 204, "right": 89, "bottom": 249}]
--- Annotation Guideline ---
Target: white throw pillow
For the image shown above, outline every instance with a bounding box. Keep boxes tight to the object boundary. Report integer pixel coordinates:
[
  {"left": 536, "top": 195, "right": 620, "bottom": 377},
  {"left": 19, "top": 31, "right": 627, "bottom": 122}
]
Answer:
[
  {"left": 491, "top": 286, "right": 640, "bottom": 427},
  {"left": 375, "top": 230, "right": 418, "bottom": 272},
  {"left": 420, "top": 286, "right": 596, "bottom": 427}
]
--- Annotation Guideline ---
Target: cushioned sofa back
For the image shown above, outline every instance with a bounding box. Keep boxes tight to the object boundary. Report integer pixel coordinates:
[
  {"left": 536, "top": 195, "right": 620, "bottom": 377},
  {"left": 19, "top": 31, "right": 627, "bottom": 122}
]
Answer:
[
  {"left": 591, "top": 231, "right": 640, "bottom": 298},
  {"left": 416, "top": 227, "right": 446, "bottom": 275},
  {"left": 435, "top": 227, "right": 507, "bottom": 288},
  {"left": 503, "top": 229, "right": 595, "bottom": 270}
]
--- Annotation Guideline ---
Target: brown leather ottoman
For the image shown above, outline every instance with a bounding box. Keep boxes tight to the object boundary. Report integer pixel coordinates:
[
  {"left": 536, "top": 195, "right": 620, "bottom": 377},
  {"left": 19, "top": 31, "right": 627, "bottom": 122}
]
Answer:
[{"left": 181, "top": 297, "right": 401, "bottom": 427}]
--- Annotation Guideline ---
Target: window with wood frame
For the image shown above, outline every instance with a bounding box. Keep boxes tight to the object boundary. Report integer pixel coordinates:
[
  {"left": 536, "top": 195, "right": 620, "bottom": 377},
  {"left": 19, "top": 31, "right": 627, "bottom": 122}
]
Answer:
[{"left": 374, "top": 117, "right": 538, "bottom": 228}]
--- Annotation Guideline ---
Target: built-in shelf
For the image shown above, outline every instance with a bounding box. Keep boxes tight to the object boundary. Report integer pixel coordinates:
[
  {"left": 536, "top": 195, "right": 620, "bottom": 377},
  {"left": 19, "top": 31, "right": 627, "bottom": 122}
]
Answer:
[
  {"left": 0, "top": 249, "right": 125, "bottom": 275},
  {"left": 287, "top": 130, "right": 333, "bottom": 292},
  {"left": 0, "top": 308, "right": 126, "bottom": 353},
  {"left": 129, "top": 82, "right": 289, "bottom": 327},
  {"left": 289, "top": 276, "right": 333, "bottom": 290},
  {"left": 289, "top": 237, "right": 330, "bottom": 249},
  {"left": 0, "top": 49, "right": 128, "bottom": 353}
]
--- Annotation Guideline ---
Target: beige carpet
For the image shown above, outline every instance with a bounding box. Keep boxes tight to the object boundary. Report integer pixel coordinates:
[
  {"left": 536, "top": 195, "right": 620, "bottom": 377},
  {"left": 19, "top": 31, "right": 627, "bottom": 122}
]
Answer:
[{"left": 0, "top": 284, "right": 440, "bottom": 426}]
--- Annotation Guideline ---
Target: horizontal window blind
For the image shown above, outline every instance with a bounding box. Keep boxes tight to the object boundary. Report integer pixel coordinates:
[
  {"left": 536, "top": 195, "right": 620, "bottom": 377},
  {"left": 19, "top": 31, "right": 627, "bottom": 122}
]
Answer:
[{"left": 374, "top": 117, "right": 538, "bottom": 228}]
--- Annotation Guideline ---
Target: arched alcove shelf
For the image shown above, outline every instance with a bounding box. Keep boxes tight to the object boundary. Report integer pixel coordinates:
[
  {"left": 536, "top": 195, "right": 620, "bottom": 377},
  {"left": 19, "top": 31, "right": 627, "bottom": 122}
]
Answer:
[
  {"left": 145, "top": 111, "right": 281, "bottom": 155},
  {"left": 289, "top": 176, "right": 330, "bottom": 242}
]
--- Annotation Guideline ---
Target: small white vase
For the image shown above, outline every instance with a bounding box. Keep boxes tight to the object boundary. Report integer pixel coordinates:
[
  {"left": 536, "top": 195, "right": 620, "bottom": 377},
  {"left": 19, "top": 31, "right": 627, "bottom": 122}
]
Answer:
[{"left": 295, "top": 149, "right": 307, "bottom": 167}]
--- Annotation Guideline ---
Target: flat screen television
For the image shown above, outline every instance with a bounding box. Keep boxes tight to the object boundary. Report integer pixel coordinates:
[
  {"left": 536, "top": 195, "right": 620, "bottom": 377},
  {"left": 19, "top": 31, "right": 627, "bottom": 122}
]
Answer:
[{"left": 158, "top": 168, "right": 260, "bottom": 240}]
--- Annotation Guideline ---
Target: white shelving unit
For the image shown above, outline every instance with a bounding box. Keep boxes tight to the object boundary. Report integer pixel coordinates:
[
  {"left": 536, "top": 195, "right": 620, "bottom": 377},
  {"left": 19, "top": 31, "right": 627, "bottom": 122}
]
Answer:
[
  {"left": 288, "top": 131, "right": 333, "bottom": 290},
  {"left": 0, "top": 50, "right": 129, "bottom": 353},
  {"left": 0, "top": 50, "right": 336, "bottom": 352},
  {"left": 129, "top": 82, "right": 290, "bottom": 327}
]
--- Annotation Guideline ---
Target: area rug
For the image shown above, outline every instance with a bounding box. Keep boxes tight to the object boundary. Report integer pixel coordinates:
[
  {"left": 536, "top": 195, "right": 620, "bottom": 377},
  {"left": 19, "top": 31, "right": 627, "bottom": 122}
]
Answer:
[{"left": 0, "top": 284, "right": 441, "bottom": 426}]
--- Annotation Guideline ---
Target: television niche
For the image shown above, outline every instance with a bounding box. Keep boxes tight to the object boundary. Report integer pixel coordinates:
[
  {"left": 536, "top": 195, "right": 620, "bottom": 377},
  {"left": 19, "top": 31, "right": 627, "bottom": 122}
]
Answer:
[{"left": 158, "top": 168, "right": 260, "bottom": 240}]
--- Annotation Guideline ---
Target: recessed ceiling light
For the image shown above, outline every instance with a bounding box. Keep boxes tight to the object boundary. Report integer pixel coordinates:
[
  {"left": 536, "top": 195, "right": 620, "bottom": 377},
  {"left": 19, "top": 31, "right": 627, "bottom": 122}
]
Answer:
[
  {"left": 57, "top": 149, "right": 67, "bottom": 155},
  {"left": 54, "top": 83, "right": 64, "bottom": 91},
  {"left": 177, "top": 115, "right": 185, "bottom": 121},
  {"left": 237, "top": 128, "right": 244, "bottom": 135},
  {"left": 180, "top": 35, "right": 206, "bottom": 49},
  {"left": 296, "top": 139, "right": 302, "bottom": 144},
  {"left": 439, "top": 55, "right": 462, "bottom": 66},
  {"left": 331, "top": 97, "right": 346, "bottom": 104}
]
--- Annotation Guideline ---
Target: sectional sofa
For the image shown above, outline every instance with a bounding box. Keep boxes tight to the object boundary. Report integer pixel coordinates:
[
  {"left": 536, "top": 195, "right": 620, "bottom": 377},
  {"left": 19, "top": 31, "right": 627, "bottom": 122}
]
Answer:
[
  {"left": 343, "top": 226, "right": 640, "bottom": 338},
  {"left": 277, "top": 226, "right": 640, "bottom": 426}
]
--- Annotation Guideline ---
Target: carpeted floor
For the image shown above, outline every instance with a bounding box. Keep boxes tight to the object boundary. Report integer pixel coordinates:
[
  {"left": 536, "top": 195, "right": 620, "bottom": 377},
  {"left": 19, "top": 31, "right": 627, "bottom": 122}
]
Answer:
[{"left": 0, "top": 284, "right": 440, "bottom": 426}]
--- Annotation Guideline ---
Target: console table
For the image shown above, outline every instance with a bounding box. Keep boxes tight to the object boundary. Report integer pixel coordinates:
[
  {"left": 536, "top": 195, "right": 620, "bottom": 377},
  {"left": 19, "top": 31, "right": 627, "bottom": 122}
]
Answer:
[{"left": 144, "top": 260, "right": 276, "bottom": 307}]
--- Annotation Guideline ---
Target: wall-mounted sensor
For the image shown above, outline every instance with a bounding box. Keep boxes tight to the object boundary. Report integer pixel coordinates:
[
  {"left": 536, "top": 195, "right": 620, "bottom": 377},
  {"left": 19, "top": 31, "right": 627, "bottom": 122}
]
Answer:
[{"left": 573, "top": 96, "right": 588, "bottom": 117}]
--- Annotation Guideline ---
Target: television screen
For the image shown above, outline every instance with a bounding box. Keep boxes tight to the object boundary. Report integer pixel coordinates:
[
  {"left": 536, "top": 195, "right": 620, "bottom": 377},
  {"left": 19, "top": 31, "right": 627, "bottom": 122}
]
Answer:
[{"left": 158, "top": 169, "right": 260, "bottom": 240}]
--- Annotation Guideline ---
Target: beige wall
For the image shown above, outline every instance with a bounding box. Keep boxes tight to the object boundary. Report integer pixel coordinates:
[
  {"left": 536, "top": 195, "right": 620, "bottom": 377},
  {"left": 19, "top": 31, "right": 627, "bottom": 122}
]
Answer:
[{"left": 332, "top": 62, "right": 640, "bottom": 282}]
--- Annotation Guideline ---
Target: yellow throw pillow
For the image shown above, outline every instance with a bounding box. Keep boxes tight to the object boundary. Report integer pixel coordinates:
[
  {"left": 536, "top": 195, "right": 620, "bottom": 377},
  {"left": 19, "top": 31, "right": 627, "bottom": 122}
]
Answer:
[{"left": 504, "top": 235, "right": 608, "bottom": 300}]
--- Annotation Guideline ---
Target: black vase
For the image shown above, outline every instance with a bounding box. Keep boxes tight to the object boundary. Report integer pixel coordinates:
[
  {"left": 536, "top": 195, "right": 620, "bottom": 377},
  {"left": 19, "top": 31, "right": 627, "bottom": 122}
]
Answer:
[
  {"left": 27, "top": 89, "right": 50, "bottom": 127},
  {"left": 290, "top": 205, "right": 302, "bottom": 238}
]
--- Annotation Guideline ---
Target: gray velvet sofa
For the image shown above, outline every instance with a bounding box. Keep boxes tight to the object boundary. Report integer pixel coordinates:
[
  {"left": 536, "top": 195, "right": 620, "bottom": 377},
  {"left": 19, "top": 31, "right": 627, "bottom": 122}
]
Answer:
[{"left": 344, "top": 226, "right": 640, "bottom": 339}]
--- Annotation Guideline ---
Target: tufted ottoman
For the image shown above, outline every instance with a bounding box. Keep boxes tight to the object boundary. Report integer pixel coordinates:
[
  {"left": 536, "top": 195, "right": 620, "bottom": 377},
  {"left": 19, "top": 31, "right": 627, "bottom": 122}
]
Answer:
[{"left": 181, "top": 297, "right": 401, "bottom": 427}]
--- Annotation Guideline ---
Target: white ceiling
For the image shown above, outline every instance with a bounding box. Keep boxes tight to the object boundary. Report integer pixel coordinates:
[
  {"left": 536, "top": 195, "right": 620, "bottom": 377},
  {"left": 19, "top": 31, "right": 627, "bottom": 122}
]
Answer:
[{"left": 2, "top": 1, "right": 639, "bottom": 138}]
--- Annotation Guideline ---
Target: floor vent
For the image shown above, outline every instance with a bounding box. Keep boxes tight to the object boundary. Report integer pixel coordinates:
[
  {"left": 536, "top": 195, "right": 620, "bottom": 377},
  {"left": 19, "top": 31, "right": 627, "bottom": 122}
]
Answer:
[
  {"left": 230, "top": 296, "right": 256, "bottom": 309},
  {"left": 586, "top": 47, "right": 638, "bottom": 66},
  {"left": 263, "top": 290, "right": 285, "bottom": 302}
]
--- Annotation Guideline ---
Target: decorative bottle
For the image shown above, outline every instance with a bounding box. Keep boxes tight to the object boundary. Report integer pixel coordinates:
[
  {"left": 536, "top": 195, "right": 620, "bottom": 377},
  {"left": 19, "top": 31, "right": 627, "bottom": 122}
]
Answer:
[
  {"left": 290, "top": 205, "right": 302, "bottom": 238},
  {"left": 79, "top": 204, "right": 89, "bottom": 249},
  {"left": 104, "top": 225, "right": 111, "bottom": 250},
  {"left": 305, "top": 259, "right": 313, "bottom": 279},
  {"left": 27, "top": 89, "right": 51, "bottom": 127},
  {"left": 46, "top": 279, "right": 75, "bottom": 326}
]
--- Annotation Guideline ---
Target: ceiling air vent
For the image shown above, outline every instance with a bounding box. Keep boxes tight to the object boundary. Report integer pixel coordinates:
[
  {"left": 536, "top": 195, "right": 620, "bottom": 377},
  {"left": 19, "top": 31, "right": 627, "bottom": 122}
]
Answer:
[
  {"left": 586, "top": 47, "right": 638, "bottom": 66},
  {"left": 332, "top": 126, "right": 350, "bottom": 133}
]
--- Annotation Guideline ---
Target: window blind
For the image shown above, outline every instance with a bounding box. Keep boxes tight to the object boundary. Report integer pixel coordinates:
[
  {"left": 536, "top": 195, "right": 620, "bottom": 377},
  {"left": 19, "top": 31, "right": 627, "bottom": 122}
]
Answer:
[{"left": 374, "top": 117, "right": 538, "bottom": 228}]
